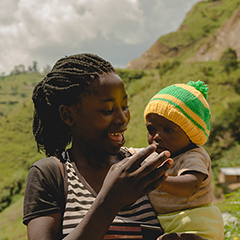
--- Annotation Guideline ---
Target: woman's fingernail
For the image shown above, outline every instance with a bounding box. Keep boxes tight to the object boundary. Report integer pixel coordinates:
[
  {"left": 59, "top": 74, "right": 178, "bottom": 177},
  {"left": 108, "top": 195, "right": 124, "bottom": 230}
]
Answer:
[
  {"left": 168, "top": 159, "right": 174, "bottom": 165},
  {"left": 159, "top": 150, "right": 170, "bottom": 158}
]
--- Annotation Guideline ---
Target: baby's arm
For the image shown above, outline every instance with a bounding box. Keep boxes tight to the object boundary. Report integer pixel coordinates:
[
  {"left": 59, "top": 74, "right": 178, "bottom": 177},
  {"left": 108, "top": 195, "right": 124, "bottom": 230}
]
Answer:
[{"left": 159, "top": 171, "right": 206, "bottom": 197}]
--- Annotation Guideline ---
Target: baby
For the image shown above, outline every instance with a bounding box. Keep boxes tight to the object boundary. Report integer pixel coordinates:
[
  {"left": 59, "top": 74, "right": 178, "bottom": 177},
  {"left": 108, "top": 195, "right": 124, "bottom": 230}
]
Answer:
[{"left": 143, "top": 80, "right": 224, "bottom": 240}]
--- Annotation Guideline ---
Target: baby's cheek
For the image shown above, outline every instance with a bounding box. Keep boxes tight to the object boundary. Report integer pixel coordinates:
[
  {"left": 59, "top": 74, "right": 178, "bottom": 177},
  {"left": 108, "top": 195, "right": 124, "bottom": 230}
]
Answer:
[{"left": 147, "top": 134, "right": 153, "bottom": 144}]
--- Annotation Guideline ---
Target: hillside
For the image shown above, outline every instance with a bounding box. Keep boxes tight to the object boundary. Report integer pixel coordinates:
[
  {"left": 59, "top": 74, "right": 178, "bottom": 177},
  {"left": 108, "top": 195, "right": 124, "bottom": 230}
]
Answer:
[
  {"left": 1, "top": 61, "right": 240, "bottom": 239},
  {"left": 0, "top": 72, "right": 44, "bottom": 211},
  {"left": 1, "top": 0, "right": 240, "bottom": 237},
  {"left": 127, "top": 0, "right": 240, "bottom": 69},
  {"left": 190, "top": 5, "right": 240, "bottom": 62},
  {"left": 0, "top": 99, "right": 43, "bottom": 210},
  {"left": 0, "top": 72, "right": 42, "bottom": 118}
]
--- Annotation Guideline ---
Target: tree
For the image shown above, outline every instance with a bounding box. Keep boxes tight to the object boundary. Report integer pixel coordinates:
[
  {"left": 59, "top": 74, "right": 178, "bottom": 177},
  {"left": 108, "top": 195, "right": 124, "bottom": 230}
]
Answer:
[
  {"left": 28, "top": 61, "right": 38, "bottom": 73},
  {"left": 207, "top": 101, "right": 240, "bottom": 160},
  {"left": 10, "top": 64, "right": 26, "bottom": 75},
  {"left": 220, "top": 47, "right": 238, "bottom": 74},
  {"left": 159, "top": 60, "right": 181, "bottom": 76},
  {"left": 43, "top": 64, "right": 51, "bottom": 74}
]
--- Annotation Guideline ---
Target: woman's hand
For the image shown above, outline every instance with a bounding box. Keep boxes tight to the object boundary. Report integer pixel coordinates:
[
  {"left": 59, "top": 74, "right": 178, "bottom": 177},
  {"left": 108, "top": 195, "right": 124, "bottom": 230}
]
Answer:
[
  {"left": 27, "top": 145, "right": 172, "bottom": 240},
  {"left": 98, "top": 144, "right": 173, "bottom": 211}
]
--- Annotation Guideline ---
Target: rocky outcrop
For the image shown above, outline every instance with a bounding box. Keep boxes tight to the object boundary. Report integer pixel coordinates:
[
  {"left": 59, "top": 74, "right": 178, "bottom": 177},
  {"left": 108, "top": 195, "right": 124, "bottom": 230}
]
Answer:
[
  {"left": 126, "top": 41, "right": 181, "bottom": 69},
  {"left": 190, "top": 6, "right": 240, "bottom": 61},
  {"left": 127, "top": 3, "right": 240, "bottom": 69}
]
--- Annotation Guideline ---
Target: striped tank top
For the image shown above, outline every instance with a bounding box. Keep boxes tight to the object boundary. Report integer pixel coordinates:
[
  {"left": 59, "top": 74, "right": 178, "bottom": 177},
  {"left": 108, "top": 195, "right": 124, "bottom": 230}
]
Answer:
[{"left": 61, "top": 150, "right": 163, "bottom": 239}]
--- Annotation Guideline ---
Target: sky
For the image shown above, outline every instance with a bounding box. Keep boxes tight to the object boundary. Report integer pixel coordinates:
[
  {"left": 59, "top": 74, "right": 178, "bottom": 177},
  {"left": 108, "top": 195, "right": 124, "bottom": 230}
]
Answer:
[{"left": 0, "top": 0, "right": 202, "bottom": 75}]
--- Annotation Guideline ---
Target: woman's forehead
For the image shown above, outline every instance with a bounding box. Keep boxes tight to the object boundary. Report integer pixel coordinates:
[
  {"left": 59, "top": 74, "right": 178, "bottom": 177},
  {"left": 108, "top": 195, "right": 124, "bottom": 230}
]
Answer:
[
  {"left": 98, "top": 72, "right": 123, "bottom": 85},
  {"left": 95, "top": 73, "right": 126, "bottom": 94}
]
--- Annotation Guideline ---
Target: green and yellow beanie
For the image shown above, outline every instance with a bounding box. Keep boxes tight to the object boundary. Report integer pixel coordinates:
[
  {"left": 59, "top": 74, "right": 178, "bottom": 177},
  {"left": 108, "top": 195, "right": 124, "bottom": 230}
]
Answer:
[{"left": 144, "top": 80, "right": 211, "bottom": 145}]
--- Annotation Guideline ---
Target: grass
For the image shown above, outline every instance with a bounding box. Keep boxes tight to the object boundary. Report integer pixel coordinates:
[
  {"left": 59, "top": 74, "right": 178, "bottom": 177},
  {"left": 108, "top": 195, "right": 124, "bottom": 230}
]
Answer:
[
  {"left": 1, "top": 0, "right": 240, "bottom": 235},
  {"left": 0, "top": 73, "right": 42, "bottom": 118},
  {"left": 0, "top": 100, "right": 44, "bottom": 211},
  {"left": 217, "top": 189, "right": 240, "bottom": 239},
  {"left": 0, "top": 61, "right": 239, "bottom": 239},
  {"left": 124, "top": 61, "right": 240, "bottom": 148},
  {"left": 0, "top": 195, "right": 27, "bottom": 240},
  {"left": 161, "top": 0, "right": 240, "bottom": 47},
  {"left": 153, "top": 0, "right": 240, "bottom": 64}
]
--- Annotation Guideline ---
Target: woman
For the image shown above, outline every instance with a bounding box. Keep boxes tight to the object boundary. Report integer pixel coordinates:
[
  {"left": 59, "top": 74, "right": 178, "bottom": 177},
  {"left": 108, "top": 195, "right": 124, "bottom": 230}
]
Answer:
[{"left": 23, "top": 53, "right": 206, "bottom": 240}]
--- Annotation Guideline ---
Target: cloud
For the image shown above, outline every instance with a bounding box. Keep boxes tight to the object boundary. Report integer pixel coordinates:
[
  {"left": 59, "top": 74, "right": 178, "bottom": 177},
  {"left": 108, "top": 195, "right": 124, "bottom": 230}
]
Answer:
[{"left": 0, "top": 0, "right": 201, "bottom": 75}]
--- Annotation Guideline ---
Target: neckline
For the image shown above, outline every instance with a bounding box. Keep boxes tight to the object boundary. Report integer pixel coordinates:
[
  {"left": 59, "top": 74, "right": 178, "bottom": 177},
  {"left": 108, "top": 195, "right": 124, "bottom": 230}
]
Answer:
[{"left": 65, "top": 149, "right": 98, "bottom": 197}]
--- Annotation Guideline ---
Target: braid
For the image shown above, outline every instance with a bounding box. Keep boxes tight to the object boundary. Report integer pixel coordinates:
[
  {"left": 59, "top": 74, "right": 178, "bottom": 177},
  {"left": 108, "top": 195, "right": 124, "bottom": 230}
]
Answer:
[{"left": 32, "top": 53, "right": 115, "bottom": 157}]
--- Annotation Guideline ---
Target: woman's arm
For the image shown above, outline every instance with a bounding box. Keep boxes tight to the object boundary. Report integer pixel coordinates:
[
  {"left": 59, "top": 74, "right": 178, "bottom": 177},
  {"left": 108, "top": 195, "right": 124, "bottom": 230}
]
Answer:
[
  {"left": 26, "top": 198, "right": 119, "bottom": 240},
  {"left": 27, "top": 144, "right": 173, "bottom": 240},
  {"left": 27, "top": 213, "right": 63, "bottom": 240}
]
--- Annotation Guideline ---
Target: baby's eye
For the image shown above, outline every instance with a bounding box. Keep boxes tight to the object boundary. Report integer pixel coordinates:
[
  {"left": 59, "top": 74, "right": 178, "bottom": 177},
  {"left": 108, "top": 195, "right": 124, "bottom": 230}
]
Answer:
[
  {"left": 147, "top": 125, "right": 155, "bottom": 135},
  {"left": 164, "top": 127, "right": 174, "bottom": 133}
]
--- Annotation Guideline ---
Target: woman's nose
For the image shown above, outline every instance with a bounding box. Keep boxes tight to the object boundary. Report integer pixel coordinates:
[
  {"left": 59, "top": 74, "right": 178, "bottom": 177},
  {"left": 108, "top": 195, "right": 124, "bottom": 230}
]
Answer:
[{"left": 113, "top": 109, "right": 129, "bottom": 125}]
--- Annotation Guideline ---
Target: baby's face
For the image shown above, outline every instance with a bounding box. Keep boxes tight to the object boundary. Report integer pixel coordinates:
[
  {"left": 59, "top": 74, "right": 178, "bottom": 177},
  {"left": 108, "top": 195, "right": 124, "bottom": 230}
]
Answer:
[{"left": 146, "top": 114, "right": 191, "bottom": 157}]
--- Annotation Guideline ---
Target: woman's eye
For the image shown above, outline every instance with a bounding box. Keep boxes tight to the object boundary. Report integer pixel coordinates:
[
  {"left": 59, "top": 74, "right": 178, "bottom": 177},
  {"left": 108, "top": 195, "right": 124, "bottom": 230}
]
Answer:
[
  {"left": 101, "top": 109, "right": 113, "bottom": 115},
  {"left": 122, "top": 105, "right": 129, "bottom": 111}
]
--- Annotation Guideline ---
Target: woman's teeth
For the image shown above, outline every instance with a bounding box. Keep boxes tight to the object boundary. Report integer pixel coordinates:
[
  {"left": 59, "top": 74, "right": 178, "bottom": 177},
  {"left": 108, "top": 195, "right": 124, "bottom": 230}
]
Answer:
[{"left": 108, "top": 133, "right": 124, "bottom": 142}]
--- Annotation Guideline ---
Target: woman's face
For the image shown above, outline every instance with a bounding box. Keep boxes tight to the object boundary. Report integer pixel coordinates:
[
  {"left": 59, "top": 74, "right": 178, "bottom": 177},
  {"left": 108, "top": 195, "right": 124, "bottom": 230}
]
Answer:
[{"left": 70, "top": 72, "right": 130, "bottom": 155}]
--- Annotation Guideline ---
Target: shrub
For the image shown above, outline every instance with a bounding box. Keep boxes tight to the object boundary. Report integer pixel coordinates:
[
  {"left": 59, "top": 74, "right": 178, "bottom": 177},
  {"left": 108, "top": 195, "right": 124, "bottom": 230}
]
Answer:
[
  {"left": 206, "top": 100, "right": 240, "bottom": 162},
  {"left": 222, "top": 189, "right": 240, "bottom": 239},
  {"left": 220, "top": 47, "right": 238, "bottom": 74},
  {"left": 116, "top": 69, "right": 145, "bottom": 84},
  {"left": 159, "top": 60, "right": 181, "bottom": 76}
]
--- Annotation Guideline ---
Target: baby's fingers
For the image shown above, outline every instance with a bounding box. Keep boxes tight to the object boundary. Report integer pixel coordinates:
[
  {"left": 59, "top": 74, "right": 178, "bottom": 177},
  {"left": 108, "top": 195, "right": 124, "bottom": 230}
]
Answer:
[
  {"left": 125, "top": 144, "right": 157, "bottom": 172},
  {"left": 135, "top": 150, "right": 171, "bottom": 178}
]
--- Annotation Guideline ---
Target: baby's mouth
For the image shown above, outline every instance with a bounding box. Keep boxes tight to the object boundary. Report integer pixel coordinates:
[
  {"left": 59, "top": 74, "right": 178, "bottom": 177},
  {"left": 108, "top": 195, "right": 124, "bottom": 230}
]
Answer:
[
  {"left": 108, "top": 132, "right": 124, "bottom": 142},
  {"left": 156, "top": 146, "right": 165, "bottom": 154}
]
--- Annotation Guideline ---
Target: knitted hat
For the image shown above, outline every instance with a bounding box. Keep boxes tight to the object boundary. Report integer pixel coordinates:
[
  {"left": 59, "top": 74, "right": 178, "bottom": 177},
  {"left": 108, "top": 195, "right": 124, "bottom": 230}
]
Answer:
[{"left": 144, "top": 80, "right": 211, "bottom": 145}]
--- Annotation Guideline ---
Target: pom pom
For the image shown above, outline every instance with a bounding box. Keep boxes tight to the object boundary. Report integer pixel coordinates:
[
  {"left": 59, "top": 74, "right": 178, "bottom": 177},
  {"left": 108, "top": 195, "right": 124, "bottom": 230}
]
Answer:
[{"left": 187, "top": 80, "right": 209, "bottom": 100}]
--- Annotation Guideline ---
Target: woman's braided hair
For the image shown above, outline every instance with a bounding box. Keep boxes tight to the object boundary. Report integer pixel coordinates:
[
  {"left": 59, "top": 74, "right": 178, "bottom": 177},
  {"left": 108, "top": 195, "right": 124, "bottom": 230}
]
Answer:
[{"left": 32, "top": 53, "right": 115, "bottom": 157}]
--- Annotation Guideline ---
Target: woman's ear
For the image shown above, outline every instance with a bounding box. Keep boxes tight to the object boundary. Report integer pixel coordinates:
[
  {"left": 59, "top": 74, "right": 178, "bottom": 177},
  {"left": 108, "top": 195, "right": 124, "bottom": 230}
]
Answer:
[{"left": 59, "top": 105, "right": 74, "bottom": 126}]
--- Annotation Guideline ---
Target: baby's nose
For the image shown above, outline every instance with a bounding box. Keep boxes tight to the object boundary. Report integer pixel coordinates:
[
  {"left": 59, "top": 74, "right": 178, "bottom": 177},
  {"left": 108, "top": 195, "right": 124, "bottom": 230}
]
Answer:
[{"left": 154, "top": 132, "right": 163, "bottom": 141}]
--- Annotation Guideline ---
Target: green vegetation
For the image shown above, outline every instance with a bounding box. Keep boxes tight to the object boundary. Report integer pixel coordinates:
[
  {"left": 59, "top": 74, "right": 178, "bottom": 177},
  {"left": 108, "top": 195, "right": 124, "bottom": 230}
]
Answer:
[
  {"left": 163, "top": 0, "right": 240, "bottom": 46},
  {"left": 217, "top": 189, "right": 240, "bottom": 239},
  {"left": 1, "top": 61, "right": 240, "bottom": 238},
  {"left": 1, "top": 0, "right": 240, "bottom": 238},
  {"left": 220, "top": 47, "right": 239, "bottom": 74},
  {"left": 158, "top": 0, "right": 240, "bottom": 61},
  {"left": 0, "top": 100, "right": 43, "bottom": 211},
  {"left": 124, "top": 62, "right": 240, "bottom": 239},
  {"left": 124, "top": 60, "right": 240, "bottom": 150},
  {"left": 158, "top": 60, "right": 181, "bottom": 76},
  {"left": 0, "top": 72, "right": 42, "bottom": 118},
  {"left": 0, "top": 196, "right": 27, "bottom": 240}
]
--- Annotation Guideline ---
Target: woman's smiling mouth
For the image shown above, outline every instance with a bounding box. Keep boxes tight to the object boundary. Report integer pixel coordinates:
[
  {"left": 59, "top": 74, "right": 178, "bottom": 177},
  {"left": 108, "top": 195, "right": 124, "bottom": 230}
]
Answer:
[{"left": 108, "top": 132, "right": 125, "bottom": 142}]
